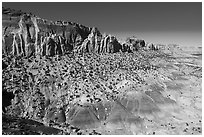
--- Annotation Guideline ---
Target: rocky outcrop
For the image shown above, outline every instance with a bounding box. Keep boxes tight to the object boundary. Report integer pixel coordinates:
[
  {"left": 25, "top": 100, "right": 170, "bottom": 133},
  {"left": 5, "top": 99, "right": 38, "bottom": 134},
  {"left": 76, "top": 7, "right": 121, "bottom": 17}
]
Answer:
[
  {"left": 2, "top": 7, "right": 165, "bottom": 57},
  {"left": 2, "top": 7, "right": 91, "bottom": 57},
  {"left": 77, "top": 27, "right": 122, "bottom": 54},
  {"left": 145, "top": 42, "right": 165, "bottom": 51},
  {"left": 145, "top": 42, "right": 154, "bottom": 50},
  {"left": 123, "top": 36, "right": 146, "bottom": 52}
]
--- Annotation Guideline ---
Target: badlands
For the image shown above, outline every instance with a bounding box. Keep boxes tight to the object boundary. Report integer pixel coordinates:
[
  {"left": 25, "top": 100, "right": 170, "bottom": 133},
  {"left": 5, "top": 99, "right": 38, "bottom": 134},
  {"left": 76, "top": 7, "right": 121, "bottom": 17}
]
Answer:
[{"left": 2, "top": 7, "right": 202, "bottom": 135}]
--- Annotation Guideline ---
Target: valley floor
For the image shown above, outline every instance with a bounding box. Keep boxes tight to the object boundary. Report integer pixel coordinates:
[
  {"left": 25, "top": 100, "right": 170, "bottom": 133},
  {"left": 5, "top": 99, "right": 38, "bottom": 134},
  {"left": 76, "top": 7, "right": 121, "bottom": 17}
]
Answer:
[{"left": 2, "top": 49, "right": 202, "bottom": 135}]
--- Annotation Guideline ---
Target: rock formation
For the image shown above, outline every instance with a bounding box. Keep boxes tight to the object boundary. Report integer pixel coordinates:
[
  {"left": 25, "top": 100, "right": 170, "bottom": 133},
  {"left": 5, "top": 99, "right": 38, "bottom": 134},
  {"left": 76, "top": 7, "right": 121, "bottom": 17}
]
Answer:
[
  {"left": 123, "top": 36, "right": 146, "bottom": 52},
  {"left": 3, "top": 7, "right": 202, "bottom": 135},
  {"left": 2, "top": 7, "right": 91, "bottom": 57},
  {"left": 78, "top": 27, "right": 122, "bottom": 54},
  {"left": 2, "top": 7, "right": 164, "bottom": 57}
]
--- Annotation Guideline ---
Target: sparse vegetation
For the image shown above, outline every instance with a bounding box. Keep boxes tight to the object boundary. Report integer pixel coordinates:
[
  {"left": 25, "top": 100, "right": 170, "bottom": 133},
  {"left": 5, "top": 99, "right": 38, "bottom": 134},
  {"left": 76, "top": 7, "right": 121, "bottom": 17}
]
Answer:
[{"left": 2, "top": 7, "right": 202, "bottom": 135}]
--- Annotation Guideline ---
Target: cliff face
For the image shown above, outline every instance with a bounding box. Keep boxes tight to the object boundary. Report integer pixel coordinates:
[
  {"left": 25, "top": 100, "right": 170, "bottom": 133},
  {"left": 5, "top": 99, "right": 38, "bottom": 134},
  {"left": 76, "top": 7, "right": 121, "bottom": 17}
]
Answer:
[
  {"left": 77, "top": 27, "right": 122, "bottom": 54},
  {"left": 2, "top": 7, "right": 161, "bottom": 57},
  {"left": 2, "top": 7, "right": 91, "bottom": 57},
  {"left": 3, "top": 7, "right": 202, "bottom": 136}
]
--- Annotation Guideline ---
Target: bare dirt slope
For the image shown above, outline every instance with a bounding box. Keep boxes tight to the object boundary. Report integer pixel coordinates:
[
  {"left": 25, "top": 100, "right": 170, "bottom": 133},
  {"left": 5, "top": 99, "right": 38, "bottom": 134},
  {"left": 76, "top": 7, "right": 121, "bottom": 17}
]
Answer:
[
  {"left": 2, "top": 7, "right": 202, "bottom": 135},
  {"left": 2, "top": 46, "right": 202, "bottom": 135}
]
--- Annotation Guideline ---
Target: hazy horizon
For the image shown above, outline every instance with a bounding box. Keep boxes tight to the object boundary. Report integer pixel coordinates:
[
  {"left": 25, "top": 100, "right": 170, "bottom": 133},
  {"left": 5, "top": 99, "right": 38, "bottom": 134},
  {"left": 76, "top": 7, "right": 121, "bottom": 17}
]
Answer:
[
  {"left": 2, "top": 2, "right": 202, "bottom": 47},
  {"left": 112, "top": 31, "right": 202, "bottom": 48}
]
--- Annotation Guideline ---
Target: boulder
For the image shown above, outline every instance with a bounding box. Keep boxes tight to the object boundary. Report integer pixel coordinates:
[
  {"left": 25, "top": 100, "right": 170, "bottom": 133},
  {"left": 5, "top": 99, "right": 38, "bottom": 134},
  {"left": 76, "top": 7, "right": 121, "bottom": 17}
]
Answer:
[
  {"left": 124, "top": 37, "right": 145, "bottom": 52},
  {"left": 109, "top": 35, "right": 122, "bottom": 53},
  {"left": 145, "top": 42, "right": 154, "bottom": 50},
  {"left": 122, "top": 43, "right": 131, "bottom": 53}
]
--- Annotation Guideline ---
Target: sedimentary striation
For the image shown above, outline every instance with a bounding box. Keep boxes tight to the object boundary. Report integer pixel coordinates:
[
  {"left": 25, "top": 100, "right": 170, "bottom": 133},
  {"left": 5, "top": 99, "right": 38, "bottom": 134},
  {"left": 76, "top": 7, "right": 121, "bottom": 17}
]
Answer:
[
  {"left": 2, "top": 7, "right": 202, "bottom": 135},
  {"left": 3, "top": 7, "right": 91, "bottom": 57},
  {"left": 2, "top": 7, "right": 163, "bottom": 57}
]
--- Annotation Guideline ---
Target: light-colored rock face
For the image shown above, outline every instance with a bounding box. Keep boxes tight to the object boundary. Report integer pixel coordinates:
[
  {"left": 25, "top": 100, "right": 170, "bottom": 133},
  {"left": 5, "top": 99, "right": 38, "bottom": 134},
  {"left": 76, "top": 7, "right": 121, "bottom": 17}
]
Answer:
[
  {"left": 18, "top": 14, "right": 39, "bottom": 56},
  {"left": 2, "top": 7, "right": 202, "bottom": 135},
  {"left": 78, "top": 27, "right": 102, "bottom": 54},
  {"left": 2, "top": 8, "right": 91, "bottom": 57},
  {"left": 78, "top": 28, "right": 123, "bottom": 54},
  {"left": 3, "top": 8, "right": 125, "bottom": 57},
  {"left": 2, "top": 7, "right": 168, "bottom": 58}
]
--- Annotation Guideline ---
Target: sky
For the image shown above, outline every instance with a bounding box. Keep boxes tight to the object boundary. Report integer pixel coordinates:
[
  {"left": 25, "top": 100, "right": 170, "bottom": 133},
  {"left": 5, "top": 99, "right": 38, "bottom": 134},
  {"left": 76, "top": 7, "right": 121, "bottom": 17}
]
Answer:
[{"left": 2, "top": 2, "right": 202, "bottom": 47}]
